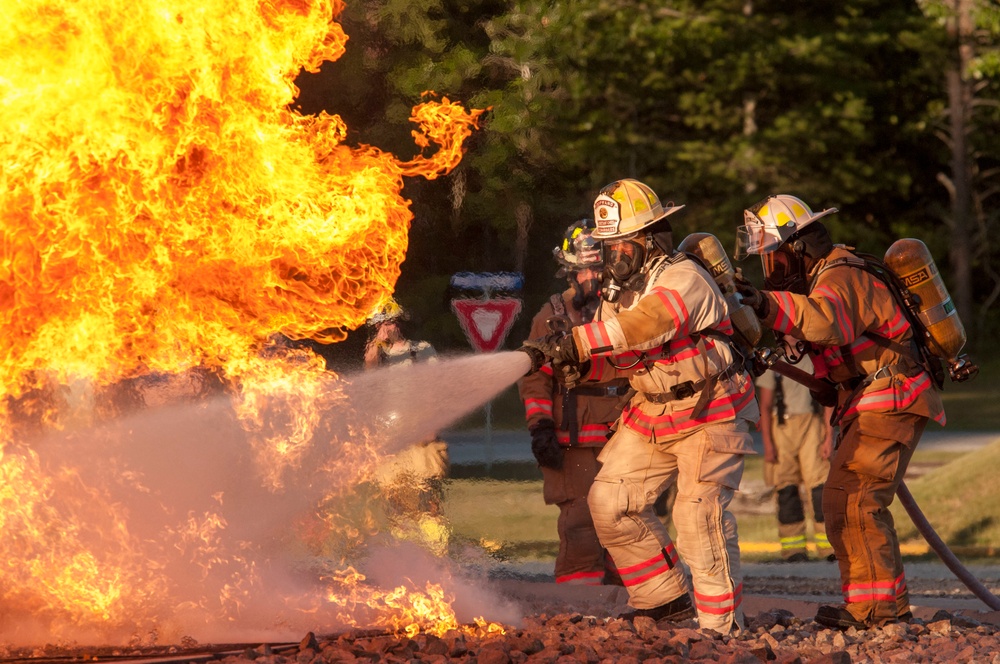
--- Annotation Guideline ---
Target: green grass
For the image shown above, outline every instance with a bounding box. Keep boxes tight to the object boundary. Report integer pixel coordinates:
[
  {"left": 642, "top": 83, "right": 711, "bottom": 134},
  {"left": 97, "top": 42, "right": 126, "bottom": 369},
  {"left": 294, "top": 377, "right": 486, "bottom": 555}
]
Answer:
[
  {"left": 442, "top": 443, "right": 989, "bottom": 565},
  {"left": 937, "top": 352, "right": 1000, "bottom": 430},
  {"left": 442, "top": 349, "right": 1000, "bottom": 563},
  {"left": 443, "top": 479, "right": 558, "bottom": 561},
  {"left": 892, "top": 436, "right": 1000, "bottom": 551}
]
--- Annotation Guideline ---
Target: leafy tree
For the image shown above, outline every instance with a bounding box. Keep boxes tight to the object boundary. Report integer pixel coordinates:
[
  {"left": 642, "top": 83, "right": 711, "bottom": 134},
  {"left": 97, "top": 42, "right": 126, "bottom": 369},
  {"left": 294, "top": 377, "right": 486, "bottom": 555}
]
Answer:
[
  {"left": 919, "top": 0, "right": 1000, "bottom": 337},
  {"left": 293, "top": 0, "right": 999, "bottom": 357}
]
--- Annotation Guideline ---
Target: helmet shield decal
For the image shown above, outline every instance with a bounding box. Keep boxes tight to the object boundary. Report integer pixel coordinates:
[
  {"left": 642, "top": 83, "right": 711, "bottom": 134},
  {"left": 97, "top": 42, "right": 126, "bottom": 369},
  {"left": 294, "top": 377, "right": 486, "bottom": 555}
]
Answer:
[{"left": 594, "top": 194, "right": 621, "bottom": 237}]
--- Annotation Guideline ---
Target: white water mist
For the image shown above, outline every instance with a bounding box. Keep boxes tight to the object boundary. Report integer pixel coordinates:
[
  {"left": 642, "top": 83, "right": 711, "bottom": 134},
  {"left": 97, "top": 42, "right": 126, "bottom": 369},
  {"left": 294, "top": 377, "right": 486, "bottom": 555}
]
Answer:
[{"left": 0, "top": 351, "right": 532, "bottom": 646}]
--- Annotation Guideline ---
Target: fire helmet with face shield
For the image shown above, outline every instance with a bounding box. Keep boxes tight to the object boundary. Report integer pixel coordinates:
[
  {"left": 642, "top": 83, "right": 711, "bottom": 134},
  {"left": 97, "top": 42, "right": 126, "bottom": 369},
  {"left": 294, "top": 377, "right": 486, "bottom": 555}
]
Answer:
[
  {"left": 735, "top": 195, "right": 837, "bottom": 292},
  {"left": 367, "top": 297, "right": 408, "bottom": 327},
  {"left": 592, "top": 179, "right": 684, "bottom": 302},
  {"left": 553, "top": 219, "right": 604, "bottom": 317},
  {"left": 554, "top": 218, "right": 604, "bottom": 274},
  {"left": 592, "top": 179, "right": 685, "bottom": 241}
]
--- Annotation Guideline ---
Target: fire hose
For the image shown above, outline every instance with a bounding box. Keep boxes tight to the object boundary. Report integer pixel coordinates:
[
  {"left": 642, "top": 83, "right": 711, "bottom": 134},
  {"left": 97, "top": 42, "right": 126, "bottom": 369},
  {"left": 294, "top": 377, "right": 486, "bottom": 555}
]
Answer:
[{"left": 769, "top": 359, "right": 1000, "bottom": 611}]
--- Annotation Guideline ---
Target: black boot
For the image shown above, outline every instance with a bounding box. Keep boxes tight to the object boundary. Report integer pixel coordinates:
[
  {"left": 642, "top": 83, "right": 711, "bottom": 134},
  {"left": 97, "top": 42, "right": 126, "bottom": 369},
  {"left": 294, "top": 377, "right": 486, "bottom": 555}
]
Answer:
[
  {"left": 618, "top": 594, "right": 696, "bottom": 623},
  {"left": 815, "top": 605, "right": 869, "bottom": 630}
]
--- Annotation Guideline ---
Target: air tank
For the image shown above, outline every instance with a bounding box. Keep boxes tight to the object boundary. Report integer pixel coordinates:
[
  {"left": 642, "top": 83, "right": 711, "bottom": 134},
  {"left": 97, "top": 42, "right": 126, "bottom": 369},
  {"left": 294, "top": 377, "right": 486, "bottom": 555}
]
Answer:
[
  {"left": 883, "top": 238, "right": 966, "bottom": 362},
  {"left": 678, "top": 232, "right": 762, "bottom": 347}
]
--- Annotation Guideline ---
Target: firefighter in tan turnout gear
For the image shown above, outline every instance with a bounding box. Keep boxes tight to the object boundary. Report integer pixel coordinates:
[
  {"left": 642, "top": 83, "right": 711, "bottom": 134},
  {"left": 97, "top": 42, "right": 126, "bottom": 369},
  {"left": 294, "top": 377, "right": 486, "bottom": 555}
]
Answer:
[
  {"left": 517, "top": 219, "right": 630, "bottom": 586},
  {"left": 735, "top": 194, "right": 945, "bottom": 630},
  {"left": 364, "top": 299, "right": 451, "bottom": 555},
  {"left": 756, "top": 350, "right": 835, "bottom": 561},
  {"left": 524, "top": 179, "right": 759, "bottom": 634}
]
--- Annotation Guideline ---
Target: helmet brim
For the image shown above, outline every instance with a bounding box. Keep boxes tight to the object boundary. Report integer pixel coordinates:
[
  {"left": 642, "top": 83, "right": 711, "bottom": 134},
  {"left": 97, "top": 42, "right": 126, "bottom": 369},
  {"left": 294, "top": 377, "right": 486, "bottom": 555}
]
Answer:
[{"left": 594, "top": 204, "right": 685, "bottom": 240}]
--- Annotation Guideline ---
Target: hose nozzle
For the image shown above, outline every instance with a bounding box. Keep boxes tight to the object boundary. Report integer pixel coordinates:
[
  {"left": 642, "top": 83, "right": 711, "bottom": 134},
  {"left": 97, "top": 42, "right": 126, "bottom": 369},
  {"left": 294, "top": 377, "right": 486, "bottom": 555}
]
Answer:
[{"left": 517, "top": 345, "right": 547, "bottom": 376}]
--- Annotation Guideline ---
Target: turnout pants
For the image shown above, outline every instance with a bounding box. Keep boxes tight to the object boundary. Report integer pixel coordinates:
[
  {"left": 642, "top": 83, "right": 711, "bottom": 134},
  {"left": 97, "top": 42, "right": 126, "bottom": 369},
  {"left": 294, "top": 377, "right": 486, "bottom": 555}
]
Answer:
[
  {"left": 771, "top": 413, "right": 832, "bottom": 558},
  {"left": 588, "top": 420, "right": 754, "bottom": 633},
  {"left": 541, "top": 446, "right": 606, "bottom": 585},
  {"left": 822, "top": 411, "right": 926, "bottom": 625}
]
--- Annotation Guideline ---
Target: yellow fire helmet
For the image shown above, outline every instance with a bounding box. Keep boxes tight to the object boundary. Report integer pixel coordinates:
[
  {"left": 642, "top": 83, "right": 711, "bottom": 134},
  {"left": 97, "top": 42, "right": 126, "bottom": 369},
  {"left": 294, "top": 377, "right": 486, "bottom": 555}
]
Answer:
[
  {"left": 592, "top": 179, "right": 685, "bottom": 240},
  {"left": 367, "top": 297, "right": 408, "bottom": 326},
  {"left": 735, "top": 194, "right": 838, "bottom": 259}
]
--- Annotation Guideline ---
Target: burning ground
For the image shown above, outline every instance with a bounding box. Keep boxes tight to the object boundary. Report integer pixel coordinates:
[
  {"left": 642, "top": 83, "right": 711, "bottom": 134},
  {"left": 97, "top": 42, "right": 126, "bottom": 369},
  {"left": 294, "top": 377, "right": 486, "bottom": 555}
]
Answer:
[{"left": 0, "top": 0, "right": 499, "bottom": 646}]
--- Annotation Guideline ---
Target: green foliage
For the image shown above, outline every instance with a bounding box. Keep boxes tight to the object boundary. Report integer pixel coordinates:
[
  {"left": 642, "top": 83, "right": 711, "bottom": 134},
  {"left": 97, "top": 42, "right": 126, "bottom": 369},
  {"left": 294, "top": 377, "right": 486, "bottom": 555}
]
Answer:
[{"left": 292, "top": 0, "right": 999, "bottom": 354}]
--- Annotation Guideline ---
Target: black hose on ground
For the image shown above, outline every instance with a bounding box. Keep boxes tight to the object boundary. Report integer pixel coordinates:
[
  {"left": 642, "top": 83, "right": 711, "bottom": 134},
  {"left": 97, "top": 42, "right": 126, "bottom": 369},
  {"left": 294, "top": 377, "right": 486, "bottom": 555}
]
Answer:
[{"left": 897, "top": 481, "right": 1000, "bottom": 611}]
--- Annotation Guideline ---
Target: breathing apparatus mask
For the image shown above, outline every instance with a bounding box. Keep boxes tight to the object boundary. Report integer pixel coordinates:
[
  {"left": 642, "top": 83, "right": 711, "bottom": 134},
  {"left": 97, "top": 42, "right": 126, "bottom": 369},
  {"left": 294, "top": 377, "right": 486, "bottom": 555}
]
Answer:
[
  {"left": 763, "top": 223, "right": 833, "bottom": 293},
  {"left": 737, "top": 194, "right": 838, "bottom": 294},
  {"left": 570, "top": 268, "right": 602, "bottom": 320}
]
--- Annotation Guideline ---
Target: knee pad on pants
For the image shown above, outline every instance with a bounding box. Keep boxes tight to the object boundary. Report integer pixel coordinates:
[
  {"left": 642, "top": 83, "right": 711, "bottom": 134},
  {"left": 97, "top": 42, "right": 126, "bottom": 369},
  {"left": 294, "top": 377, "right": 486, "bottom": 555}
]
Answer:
[
  {"left": 811, "top": 484, "right": 825, "bottom": 523},
  {"left": 777, "top": 485, "right": 805, "bottom": 525},
  {"left": 588, "top": 478, "right": 647, "bottom": 547},
  {"left": 822, "top": 484, "right": 847, "bottom": 537}
]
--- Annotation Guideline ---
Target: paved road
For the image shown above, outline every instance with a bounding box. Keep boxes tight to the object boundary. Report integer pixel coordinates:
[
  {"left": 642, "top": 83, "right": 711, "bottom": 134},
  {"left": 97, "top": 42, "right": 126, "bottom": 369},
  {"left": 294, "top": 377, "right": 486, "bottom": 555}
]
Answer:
[
  {"left": 483, "top": 558, "right": 1000, "bottom": 625},
  {"left": 442, "top": 428, "right": 1000, "bottom": 466}
]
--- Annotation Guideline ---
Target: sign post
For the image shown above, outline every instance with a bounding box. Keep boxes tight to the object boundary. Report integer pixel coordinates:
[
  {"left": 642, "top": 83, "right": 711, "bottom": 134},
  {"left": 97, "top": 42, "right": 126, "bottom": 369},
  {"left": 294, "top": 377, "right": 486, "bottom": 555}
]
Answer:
[{"left": 449, "top": 272, "right": 523, "bottom": 471}]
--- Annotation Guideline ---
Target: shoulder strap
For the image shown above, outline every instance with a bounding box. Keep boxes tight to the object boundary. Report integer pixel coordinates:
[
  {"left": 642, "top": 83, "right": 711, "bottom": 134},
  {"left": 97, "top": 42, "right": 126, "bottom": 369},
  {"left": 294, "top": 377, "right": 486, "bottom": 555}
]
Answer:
[
  {"left": 647, "top": 251, "right": 688, "bottom": 287},
  {"left": 549, "top": 293, "right": 566, "bottom": 317},
  {"left": 815, "top": 248, "right": 944, "bottom": 389},
  {"left": 773, "top": 374, "right": 786, "bottom": 425}
]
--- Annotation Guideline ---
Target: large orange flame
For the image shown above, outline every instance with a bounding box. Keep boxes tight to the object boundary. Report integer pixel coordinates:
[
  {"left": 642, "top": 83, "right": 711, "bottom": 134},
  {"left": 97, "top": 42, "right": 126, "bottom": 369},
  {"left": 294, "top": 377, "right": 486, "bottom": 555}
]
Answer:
[{"left": 0, "top": 0, "right": 487, "bottom": 643}]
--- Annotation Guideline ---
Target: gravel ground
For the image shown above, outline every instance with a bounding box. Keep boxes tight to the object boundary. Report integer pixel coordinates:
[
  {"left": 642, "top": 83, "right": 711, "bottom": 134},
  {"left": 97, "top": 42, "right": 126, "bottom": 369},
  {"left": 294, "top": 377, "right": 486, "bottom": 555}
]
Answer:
[
  {"left": 129, "top": 606, "right": 1000, "bottom": 664},
  {"left": 4, "top": 567, "right": 999, "bottom": 663}
]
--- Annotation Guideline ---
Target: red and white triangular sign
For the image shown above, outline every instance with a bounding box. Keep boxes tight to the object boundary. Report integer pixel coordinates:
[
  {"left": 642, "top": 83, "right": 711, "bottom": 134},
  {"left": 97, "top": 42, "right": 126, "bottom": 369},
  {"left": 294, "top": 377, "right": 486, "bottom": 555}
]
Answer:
[{"left": 451, "top": 297, "right": 523, "bottom": 353}]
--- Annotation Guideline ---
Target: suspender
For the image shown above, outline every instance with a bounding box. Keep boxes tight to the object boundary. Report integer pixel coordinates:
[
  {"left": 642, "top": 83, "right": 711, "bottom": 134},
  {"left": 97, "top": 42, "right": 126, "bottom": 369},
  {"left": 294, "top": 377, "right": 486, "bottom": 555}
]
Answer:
[{"left": 774, "top": 374, "right": 787, "bottom": 425}]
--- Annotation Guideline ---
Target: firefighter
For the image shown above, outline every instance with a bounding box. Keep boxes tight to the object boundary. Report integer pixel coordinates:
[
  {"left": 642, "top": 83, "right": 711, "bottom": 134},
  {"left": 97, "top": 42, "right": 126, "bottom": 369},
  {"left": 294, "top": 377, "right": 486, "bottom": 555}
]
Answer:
[
  {"left": 517, "top": 219, "right": 631, "bottom": 586},
  {"left": 364, "top": 299, "right": 451, "bottom": 555},
  {"left": 756, "top": 349, "right": 835, "bottom": 562},
  {"left": 364, "top": 298, "right": 437, "bottom": 368},
  {"left": 524, "top": 179, "right": 759, "bottom": 634},
  {"left": 734, "top": 194, "right": 945, "bottom": 629}
]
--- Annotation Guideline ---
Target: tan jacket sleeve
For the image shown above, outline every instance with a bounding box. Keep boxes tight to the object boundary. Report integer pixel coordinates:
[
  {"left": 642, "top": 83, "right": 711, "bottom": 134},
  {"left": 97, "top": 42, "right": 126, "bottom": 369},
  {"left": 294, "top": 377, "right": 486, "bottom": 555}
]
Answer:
[{"left": 572, "top": 260, "right": 727, "bottom": 359}]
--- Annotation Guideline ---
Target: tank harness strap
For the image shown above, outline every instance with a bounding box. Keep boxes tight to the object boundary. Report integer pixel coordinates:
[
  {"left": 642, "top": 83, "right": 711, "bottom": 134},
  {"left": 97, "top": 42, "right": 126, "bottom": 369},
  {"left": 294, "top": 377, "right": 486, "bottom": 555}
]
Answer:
[
  {"left": 829, "top": 362, "right": 915, "bottom": 427},
  {"left": 651, "top": 250, "right": 688, "bottom": 278},
  {"left": 548, "top": 293, "right": 580, "bottom": 444},
  {"left": 549, "top": 293, "right": 567, "bottom": 318},
  {"left": 774, "top": 374, "right": 787, "bottom": 426},
  {"left": 814, "top": 252, "right": 931, "bottom": 427}
]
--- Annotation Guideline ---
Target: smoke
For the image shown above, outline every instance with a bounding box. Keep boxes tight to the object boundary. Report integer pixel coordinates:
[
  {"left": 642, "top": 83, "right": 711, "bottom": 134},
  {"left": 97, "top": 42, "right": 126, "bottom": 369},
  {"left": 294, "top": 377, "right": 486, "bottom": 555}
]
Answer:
[{"left": 0, "top": 351, "right": 532, "bottom": 646}]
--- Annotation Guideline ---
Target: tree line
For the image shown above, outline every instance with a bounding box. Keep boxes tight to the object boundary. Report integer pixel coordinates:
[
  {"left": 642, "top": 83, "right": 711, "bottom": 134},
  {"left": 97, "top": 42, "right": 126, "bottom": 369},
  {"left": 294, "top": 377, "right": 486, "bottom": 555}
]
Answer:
[{"left": 294, "top": 0, "right": 1000, "bottom": 363}]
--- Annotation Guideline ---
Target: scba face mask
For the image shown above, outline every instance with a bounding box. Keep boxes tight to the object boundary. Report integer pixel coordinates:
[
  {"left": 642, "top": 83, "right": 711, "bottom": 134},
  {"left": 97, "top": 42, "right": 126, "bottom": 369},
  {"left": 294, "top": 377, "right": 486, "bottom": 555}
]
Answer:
[
  {"left": 566, "top": 265, "right": 603, "bottom": 321},
  {"left": 602, "top": 238, "right": 646, "bottom": 303}
]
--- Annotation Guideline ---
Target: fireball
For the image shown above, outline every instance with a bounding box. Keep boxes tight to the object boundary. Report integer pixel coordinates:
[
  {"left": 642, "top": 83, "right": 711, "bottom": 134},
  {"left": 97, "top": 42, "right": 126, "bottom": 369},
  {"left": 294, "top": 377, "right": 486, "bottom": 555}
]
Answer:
[{"left": 0, "top": 0, "right": 484, "bottom": 642}]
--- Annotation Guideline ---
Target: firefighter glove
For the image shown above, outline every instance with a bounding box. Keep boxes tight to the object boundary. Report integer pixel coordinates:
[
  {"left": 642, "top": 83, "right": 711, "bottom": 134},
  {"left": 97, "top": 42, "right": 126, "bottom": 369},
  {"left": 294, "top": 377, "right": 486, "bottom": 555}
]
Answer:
[
  {"left": 734, "top": 276, "right": 770, "bottom": 319},
  {"left": 554, "top": 359, "right": 590, "bottom": 390},
  {"left": 523, "top": 331, "right": 578, "bottom": 365},
  {"left": 529, "top": 419, "right": 564, "bottom": 469},
  {"left": 810, "top": 384, "right": 838, "bottom": 408}
]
